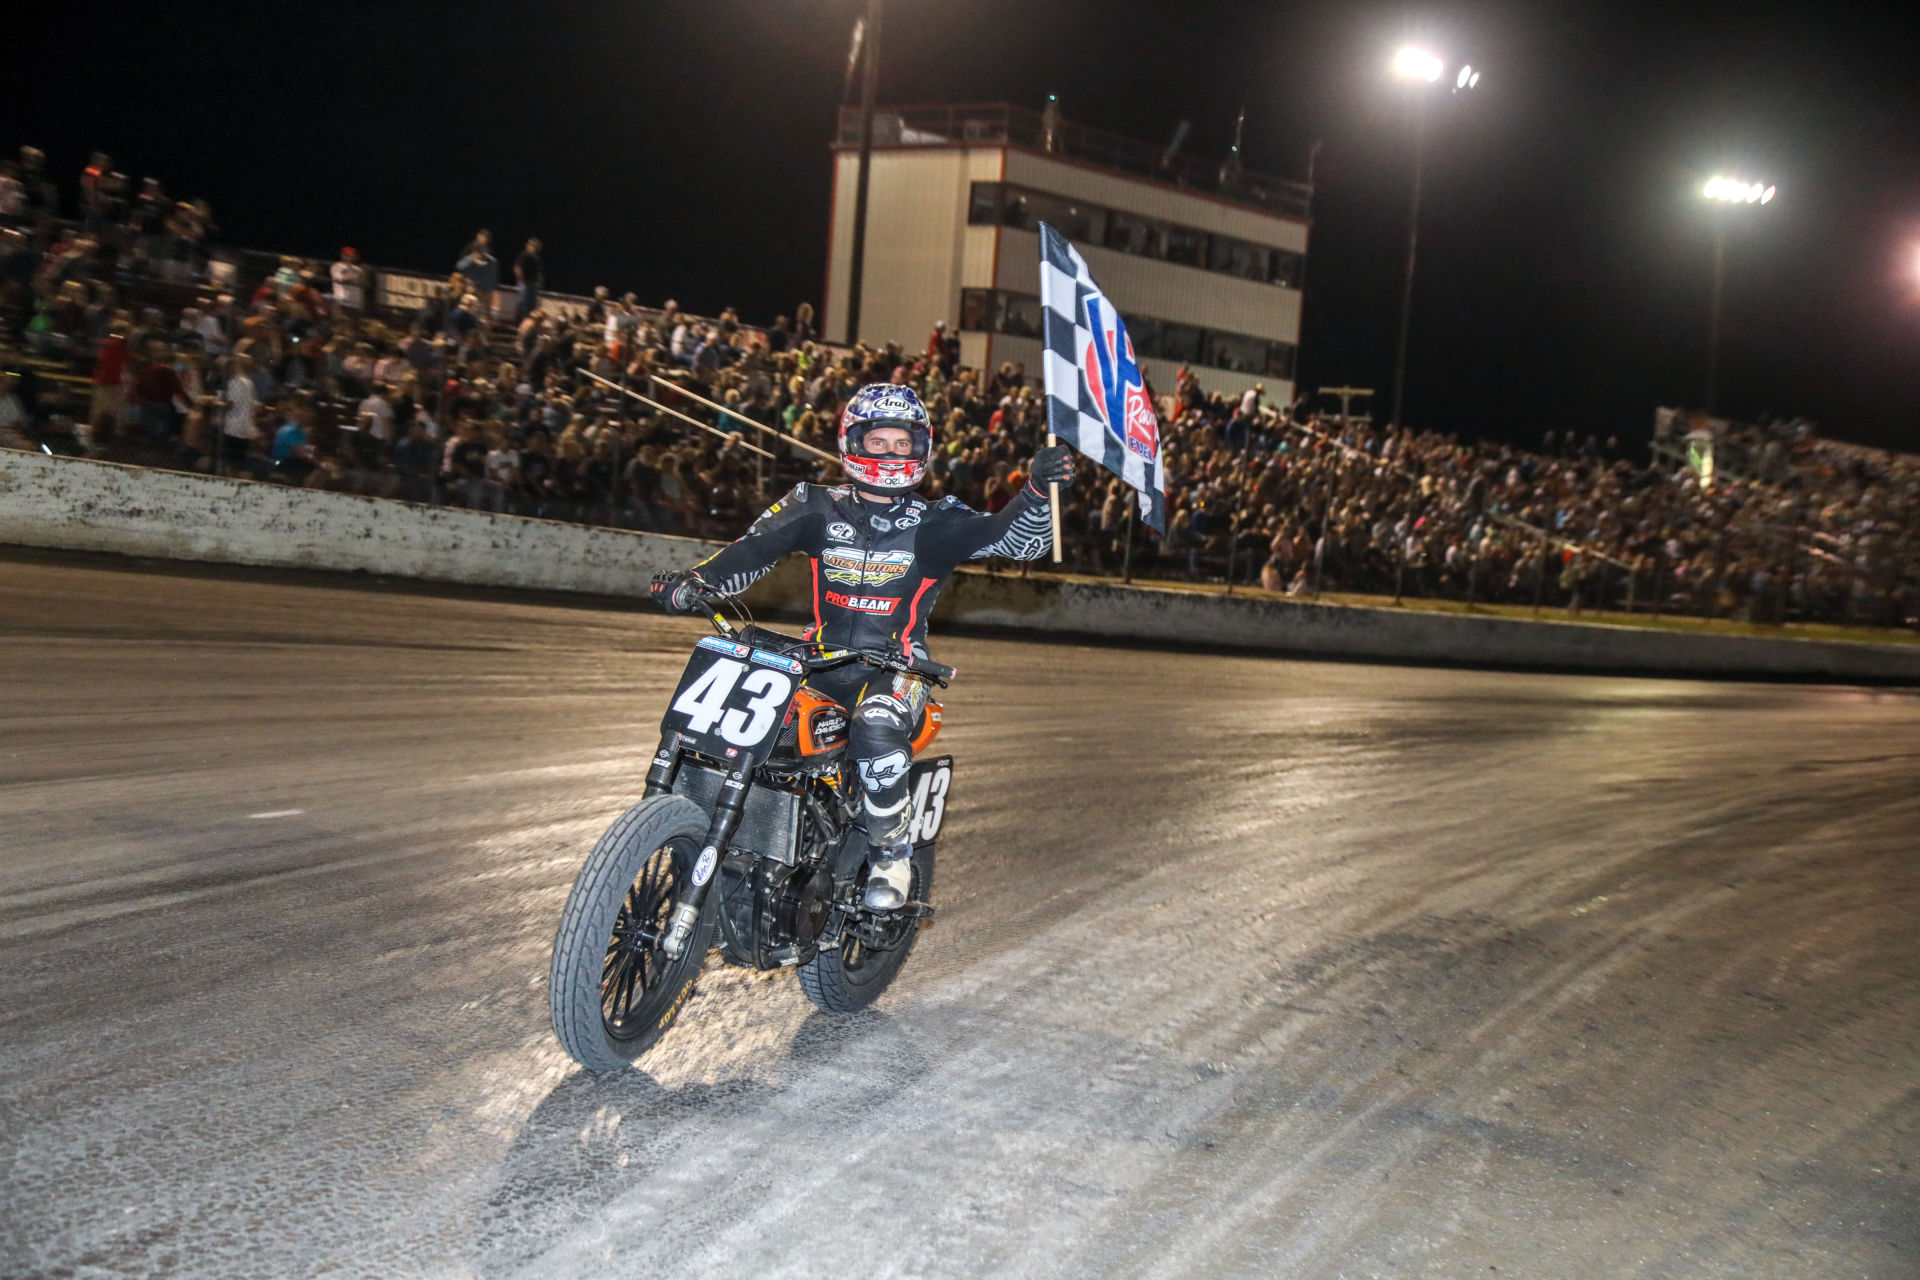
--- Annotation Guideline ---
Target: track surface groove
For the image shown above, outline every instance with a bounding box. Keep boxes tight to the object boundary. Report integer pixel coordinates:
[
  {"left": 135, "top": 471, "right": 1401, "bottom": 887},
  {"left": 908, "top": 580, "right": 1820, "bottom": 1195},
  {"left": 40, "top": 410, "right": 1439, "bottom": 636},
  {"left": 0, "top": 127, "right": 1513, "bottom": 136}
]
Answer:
[{"left": 2, "top": 554, "right": 1916, "bottom": 1279}]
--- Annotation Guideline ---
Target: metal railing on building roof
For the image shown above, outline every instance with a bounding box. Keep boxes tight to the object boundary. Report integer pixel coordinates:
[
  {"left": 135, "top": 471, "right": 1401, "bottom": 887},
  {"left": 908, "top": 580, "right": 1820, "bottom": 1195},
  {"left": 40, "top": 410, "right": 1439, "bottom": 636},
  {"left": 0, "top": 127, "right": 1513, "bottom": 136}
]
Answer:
[{"left": 834, "top": 103, "right": 1312, "bottom": 221}]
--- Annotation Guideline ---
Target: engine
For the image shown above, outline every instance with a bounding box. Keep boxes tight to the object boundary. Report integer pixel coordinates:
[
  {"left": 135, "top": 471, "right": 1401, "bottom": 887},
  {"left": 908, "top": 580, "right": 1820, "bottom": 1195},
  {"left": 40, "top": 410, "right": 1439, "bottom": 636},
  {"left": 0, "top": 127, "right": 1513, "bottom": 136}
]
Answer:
[
  {"left": 716, "top": 855, "right": 838, "bottom": 968},
  {"left": 769, "top": 862, "right": 836, "bottom": 950}
]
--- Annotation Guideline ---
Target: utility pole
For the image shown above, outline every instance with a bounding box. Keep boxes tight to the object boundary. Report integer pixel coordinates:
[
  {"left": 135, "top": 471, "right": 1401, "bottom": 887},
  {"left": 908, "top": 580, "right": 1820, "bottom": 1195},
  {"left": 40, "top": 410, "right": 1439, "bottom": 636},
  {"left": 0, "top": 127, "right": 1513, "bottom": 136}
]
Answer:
[
  {"left": 844, "top": 0, "right": 882, "bottom": 346},
  {"left": 1389, "top": 101, "right": 1426, "bottom": 430},
  {"left": 1704, "top": 219, "right": 1726, "bottom": 414}
]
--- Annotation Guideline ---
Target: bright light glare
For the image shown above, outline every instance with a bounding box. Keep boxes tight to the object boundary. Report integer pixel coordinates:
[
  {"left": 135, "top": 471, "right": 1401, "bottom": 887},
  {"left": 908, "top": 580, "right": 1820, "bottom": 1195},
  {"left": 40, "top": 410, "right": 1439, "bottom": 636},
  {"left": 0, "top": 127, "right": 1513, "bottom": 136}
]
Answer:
[
  {"left": 1704, "top": 176, "right": 1778, "bottom": 205},
  {"left": 1393, "top": 47, "right": 1444, "bottom": 82},
  {"left": 1454, "top": 65, "right": 1481, "bottom": 90}
]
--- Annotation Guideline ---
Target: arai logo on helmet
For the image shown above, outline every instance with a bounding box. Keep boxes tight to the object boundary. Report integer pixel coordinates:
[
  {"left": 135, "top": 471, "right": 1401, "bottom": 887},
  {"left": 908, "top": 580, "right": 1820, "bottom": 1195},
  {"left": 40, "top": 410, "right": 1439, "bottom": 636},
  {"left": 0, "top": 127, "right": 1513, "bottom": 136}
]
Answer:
[
  {"left": 862, "top": 391, "right": 922, "bottom": 420},
  {"left": 1081, "top": 294, "right": 1159, "bottom": 463}
]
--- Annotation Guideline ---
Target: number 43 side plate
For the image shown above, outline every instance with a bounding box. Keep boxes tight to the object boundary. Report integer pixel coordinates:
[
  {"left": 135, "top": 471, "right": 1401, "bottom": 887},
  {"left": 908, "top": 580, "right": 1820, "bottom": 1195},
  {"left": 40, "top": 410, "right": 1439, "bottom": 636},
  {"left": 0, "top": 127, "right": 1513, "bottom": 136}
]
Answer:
[
  {"left": 662, "top": 638, "right": 806, "bottom": 765},
  {"left": 907, "top": 756, "right": 952, "bottom": 848}
]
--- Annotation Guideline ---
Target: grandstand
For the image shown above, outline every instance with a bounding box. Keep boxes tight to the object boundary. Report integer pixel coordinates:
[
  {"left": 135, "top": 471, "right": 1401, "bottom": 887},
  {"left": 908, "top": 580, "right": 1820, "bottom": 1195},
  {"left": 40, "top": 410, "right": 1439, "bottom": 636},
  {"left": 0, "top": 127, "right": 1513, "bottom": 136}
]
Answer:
[{"left": 2, "top": 148, "right": 1915, "bottom": 628}]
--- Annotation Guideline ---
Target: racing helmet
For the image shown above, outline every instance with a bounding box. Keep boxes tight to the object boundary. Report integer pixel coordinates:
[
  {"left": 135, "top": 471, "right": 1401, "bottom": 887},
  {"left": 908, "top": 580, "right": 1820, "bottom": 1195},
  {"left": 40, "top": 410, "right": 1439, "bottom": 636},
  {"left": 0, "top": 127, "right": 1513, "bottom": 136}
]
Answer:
[{"left": 838, "top": 383, "right": 933, "bottom": 494}]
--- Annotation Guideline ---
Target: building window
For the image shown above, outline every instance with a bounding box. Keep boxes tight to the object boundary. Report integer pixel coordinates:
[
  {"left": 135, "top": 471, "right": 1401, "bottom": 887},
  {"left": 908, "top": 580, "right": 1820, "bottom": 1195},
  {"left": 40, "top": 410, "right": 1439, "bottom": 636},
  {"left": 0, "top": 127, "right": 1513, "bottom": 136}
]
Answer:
[
  {"left": 1265, "top": 342, "right": 1297, "bottom": 380},
  {"left": 957, "top": 287, "right": 1295, "bottom": 383},
  {"left": 1164, "top": 226, "right": 1206, "bottom": 268},
  {"left": 1268, "top": 250, "right": 1304, "bottom": 289},
  {"left": 965, "top": 181, "right": 1302, "bottom": 291},
  {"left": 959, "top": 287, "right": 998, "bottom": 332},
  {"left": 968, "top": 183, "right": 1002, "bottom": 226},
  {"left": 1208, "top": 236, "right": 1271, "bottom": 283},
  {"left": 1205, "top": 331, "right": 1269, "bottom": 375},
  {"left": 1159, "top": 323, "right": 1204, "bottom": 363},
  {"left": 1002, "top": 294, "right": 1045, "bottom": 338},
  {"left": 1105, "top": 211, "right": 1149, "bottom": 254}
]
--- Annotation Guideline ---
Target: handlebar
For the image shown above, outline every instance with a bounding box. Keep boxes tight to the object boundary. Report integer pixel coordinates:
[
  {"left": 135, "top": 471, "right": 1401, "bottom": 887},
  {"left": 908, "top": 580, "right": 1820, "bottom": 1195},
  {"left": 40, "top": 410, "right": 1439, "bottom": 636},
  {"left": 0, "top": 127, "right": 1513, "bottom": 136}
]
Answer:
[
  {"left": 692, "top": 586, "right": 955, "bottom": 686},
  {"left": 804, "top": 646, "right": 956, "bottom": 685}
]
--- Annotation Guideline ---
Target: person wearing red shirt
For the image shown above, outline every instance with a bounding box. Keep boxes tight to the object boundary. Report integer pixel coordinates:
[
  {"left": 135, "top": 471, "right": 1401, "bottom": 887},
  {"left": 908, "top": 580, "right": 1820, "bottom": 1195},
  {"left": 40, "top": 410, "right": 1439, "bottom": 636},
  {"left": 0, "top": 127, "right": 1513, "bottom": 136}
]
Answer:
[
  {"left": 130, "top": 341, "right": 188, "bottom": 443},
  {"left": 87, "top": 324, "right": 130, "bottom": 450}
]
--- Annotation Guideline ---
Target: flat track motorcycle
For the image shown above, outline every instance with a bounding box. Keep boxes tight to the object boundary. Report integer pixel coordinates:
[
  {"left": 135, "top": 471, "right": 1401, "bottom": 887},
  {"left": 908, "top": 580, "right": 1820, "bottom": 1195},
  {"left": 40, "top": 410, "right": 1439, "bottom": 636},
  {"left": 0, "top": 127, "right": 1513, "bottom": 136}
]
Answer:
[{"left": 549, "top": 591, "right": 953, "bottom": 1071}]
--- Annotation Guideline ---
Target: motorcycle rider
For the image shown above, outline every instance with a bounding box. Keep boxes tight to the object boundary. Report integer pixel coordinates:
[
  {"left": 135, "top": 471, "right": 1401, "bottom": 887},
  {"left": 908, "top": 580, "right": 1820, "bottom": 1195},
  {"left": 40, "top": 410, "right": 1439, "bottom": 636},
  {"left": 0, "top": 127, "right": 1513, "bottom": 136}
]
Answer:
[{"left": 651, "top": 382, "right": 1074, "bottom": 910}]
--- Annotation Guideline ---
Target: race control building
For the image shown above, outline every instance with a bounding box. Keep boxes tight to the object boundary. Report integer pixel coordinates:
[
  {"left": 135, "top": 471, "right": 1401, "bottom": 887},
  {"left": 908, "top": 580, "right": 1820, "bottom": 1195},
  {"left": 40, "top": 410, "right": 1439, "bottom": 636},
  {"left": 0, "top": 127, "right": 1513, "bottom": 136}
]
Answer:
[{"left": 823, "top": 103, "right": 1312, "bottom": 402}]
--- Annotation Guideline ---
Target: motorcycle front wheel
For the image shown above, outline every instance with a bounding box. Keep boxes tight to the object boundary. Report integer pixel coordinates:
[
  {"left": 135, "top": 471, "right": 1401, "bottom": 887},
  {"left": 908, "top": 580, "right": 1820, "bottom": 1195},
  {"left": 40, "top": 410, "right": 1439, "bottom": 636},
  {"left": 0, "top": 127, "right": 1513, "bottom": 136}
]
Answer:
[
  {"left": 549, "top": 795, "right": 715, "bottom": 1071},
  {"left": 798, "top": 846, "right": 935, "bottom": 1013}
]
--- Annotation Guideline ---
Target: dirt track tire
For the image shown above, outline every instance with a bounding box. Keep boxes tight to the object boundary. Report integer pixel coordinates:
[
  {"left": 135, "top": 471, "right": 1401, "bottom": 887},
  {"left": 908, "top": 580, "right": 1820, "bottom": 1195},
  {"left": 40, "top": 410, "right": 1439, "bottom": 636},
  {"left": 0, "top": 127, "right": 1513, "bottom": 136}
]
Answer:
[
  {"left": 798, "top": 846, "right": 934, "bottom": 1013},
  {"left": 549, "top": 795, "right": 714, "bottom": 1072}
]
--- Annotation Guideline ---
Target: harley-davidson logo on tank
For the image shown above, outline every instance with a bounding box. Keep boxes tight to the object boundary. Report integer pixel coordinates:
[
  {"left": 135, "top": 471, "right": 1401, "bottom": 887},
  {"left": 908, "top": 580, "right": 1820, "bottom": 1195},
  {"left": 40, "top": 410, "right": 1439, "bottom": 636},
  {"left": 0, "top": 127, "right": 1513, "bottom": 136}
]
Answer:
[{"left": 821, "top": 548, "right": 914, "bottom": 587}]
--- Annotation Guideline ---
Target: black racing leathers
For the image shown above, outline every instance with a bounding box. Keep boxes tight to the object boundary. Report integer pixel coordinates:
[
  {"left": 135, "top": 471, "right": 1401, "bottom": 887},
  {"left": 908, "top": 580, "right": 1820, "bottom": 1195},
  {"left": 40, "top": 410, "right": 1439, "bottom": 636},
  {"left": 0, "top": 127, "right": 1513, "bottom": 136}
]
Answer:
[
  {"left": 690, "top": 479, "right": 1053, "bottom": 852},
  {"left": 691, "top": 480, "right": 1054, "bottom": 660}
]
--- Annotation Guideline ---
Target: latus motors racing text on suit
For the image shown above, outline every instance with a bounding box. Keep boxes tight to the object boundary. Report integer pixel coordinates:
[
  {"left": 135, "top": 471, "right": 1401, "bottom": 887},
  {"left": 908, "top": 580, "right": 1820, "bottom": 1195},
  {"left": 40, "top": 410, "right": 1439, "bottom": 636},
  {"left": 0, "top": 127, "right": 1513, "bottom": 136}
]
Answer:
[{"left": 692, "top": 480, "right": 1054, "bottom": 660}]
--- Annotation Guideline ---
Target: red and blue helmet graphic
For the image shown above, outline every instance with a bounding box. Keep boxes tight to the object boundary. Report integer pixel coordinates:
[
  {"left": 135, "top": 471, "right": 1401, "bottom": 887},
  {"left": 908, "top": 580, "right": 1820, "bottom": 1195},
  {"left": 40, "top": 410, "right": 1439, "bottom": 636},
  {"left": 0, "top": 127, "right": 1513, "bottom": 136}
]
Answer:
[
  {"left": 838, "top": 383, "right": 933, "bottom": 492},
  {"left": 1081, "top": 294, "right": 1160, "bottom": 463}
]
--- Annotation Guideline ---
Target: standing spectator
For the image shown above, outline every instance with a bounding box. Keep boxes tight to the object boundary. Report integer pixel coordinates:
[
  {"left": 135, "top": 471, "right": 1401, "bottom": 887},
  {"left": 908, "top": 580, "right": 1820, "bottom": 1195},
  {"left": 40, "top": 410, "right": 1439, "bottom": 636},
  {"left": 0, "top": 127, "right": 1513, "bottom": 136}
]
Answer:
[
  {"left": 79, "top": 152, "right": 113, "bottom": 229},
  {"left": 445, "top": 293, "right": 481, "bottom": 342},
  {"left": 330, "top": 247, "right": 367, "bottom": 314},
  {"left": 130, "top": 340, "right": 189, "bottom": 443},
  {"left": 925, "top": 320, "right": 958, "bottom": 377},
  {"left": 392, "top": 419, "right": 439, "bottom": 501},
  {"left": 456, "top": 231, "right": 499, "bottom": 318},
  {"left": 220, "top": 354, "right": 261, "bottom": 475},
  {"left": 88, "top": 321, "right": 131, "bottom": 451},
  {"left": 512, "top": 237, "right": 543, "bottom": 322},
  {"left": 271, "top": 399, "right": 316, "bottom": 482},
  {"left": 0, "top": 370, "right": 31, "bottom": 446},
  {"left": 0, "top": 164, "right": 25, "bottom": 223},
  {"left": 18, "top": 148, "right": 58, "bottom": 218},
  {"left": 195, "top": 295, "right": 234, "bottom": 354},
  {"left": 353, "top": 382, "right": 396, "bottom": 469}
]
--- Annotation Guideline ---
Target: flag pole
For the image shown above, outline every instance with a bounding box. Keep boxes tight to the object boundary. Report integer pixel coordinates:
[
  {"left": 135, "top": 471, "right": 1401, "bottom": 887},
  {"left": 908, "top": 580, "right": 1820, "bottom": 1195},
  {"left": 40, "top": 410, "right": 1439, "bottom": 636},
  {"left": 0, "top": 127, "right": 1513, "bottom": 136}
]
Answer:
[{"left": 1047, "top": 431, "right": 1064, "bottom": 564}]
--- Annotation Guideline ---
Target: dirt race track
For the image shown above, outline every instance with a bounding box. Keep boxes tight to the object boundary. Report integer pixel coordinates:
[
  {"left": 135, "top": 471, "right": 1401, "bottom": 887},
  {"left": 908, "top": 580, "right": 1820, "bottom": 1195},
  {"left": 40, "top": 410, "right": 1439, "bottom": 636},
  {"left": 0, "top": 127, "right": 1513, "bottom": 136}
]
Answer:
[{"left": 2, "top": 551, "right": 1916, "bottom": 1279}]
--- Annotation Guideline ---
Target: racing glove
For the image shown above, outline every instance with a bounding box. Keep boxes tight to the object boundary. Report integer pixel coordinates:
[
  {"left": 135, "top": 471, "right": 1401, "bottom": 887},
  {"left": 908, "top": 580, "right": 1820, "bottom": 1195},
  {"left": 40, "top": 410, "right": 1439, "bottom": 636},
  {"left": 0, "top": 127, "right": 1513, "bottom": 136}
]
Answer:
[
  {"left": 649, "top": 570, "right": 710, "bottom": 615},
  {"left": 1027, "top": 444, "right": 1075, "bottom": 495}
]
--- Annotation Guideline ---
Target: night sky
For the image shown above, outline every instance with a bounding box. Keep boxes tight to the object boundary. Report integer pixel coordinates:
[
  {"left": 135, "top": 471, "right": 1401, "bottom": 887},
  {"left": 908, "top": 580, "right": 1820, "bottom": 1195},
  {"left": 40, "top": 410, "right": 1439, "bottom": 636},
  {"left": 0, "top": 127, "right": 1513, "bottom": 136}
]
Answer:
[{"left": 9, "top": 1, "right": 1919, "bottom": 452}]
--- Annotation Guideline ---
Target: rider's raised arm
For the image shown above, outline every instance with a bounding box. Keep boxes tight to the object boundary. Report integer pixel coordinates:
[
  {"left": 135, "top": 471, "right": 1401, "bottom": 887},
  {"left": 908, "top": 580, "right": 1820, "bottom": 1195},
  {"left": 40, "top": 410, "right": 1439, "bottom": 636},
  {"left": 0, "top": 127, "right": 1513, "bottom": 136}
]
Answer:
[
  {"left": 691, "top": 483, "right": 823, "bottom": 594},
  {"left": 921, "top": 478, "right": 1057, "bottom": 570}
]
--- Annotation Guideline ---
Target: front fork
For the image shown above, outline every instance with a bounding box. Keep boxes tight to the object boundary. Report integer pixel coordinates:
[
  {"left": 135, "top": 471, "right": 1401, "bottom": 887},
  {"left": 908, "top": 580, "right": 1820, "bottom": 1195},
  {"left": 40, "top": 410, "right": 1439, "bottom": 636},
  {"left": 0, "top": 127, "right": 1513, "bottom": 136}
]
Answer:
[{"left": 647, "top": 746, "right": 752, "bottom": 961}]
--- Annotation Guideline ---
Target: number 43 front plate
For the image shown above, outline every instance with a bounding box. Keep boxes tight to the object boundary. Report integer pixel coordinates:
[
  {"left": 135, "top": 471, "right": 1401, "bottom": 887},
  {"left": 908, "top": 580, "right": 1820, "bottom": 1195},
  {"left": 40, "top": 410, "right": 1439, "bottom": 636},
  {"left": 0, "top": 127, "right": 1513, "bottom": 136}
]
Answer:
[{"left": 662, "top": 637, "right": 806, "bottom": 765}]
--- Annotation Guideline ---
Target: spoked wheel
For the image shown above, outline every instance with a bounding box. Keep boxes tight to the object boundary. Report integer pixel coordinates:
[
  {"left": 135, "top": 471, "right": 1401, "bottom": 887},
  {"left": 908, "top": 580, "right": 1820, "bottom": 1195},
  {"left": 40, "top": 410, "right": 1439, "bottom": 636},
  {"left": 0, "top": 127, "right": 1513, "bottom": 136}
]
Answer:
[
  {"left": 798, "top": 846, "right": 934, "bottom": 1014},
  {"left": 600, "top": 844, "right": 682, "bottom": 1039},
  {"left": 550, "top": 796, "right": 714, "bottom": 1071}
]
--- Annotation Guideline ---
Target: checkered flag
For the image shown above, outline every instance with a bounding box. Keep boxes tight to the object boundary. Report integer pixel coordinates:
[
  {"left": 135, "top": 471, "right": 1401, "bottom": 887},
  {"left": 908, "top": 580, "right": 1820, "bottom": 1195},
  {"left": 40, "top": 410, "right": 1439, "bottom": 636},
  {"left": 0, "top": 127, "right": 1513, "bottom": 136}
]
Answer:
[{"left": 1038, "top": 222, "right": 1167, "bottom": 532}]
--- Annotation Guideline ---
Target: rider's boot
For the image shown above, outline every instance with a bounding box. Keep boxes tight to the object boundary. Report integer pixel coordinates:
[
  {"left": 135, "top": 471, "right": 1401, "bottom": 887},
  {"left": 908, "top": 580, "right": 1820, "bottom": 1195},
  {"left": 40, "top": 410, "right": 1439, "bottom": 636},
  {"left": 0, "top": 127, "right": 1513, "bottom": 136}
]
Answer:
[{"left": 863, "top": 842, "right": 913, "bottom": 911}]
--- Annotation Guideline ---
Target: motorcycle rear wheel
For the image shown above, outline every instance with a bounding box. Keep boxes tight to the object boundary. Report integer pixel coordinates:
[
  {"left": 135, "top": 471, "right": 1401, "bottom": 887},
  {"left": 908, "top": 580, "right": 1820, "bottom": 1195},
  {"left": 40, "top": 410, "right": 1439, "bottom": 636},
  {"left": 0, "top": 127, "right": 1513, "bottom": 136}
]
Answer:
[
  {"left": 798, "top": 846, "right": 934, "bottom": 1013},
  {"left": 549, "top": 795, "right": 715, "bottom": 1071}
]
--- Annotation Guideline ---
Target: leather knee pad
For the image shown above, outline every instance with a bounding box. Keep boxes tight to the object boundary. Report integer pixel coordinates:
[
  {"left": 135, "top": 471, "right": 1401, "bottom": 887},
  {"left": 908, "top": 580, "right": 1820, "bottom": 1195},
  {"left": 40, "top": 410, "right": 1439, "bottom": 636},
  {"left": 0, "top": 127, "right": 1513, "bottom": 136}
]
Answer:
[{"left": 851, "top": 694, "right": 915, "bottom": 843}]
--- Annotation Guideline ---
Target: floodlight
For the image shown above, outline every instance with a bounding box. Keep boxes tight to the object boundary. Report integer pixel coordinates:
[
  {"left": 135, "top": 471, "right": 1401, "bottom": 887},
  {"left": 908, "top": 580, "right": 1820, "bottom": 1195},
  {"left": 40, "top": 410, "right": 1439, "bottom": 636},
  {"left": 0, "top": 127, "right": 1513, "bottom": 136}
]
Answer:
[
  {"left": 1703, "top": 175, "right": 1777, "bottom": 205},
  {"left": 1393, "top": 47, "right": 1444, "bottom": 83}
]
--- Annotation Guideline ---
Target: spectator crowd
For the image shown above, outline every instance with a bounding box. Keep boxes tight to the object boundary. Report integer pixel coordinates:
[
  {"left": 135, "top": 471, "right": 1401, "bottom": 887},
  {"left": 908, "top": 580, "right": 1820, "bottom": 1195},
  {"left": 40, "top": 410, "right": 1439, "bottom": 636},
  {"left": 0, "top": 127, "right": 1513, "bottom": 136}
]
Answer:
[{"left": 2, "top": 141, "right": 1914, "bottom": 629}]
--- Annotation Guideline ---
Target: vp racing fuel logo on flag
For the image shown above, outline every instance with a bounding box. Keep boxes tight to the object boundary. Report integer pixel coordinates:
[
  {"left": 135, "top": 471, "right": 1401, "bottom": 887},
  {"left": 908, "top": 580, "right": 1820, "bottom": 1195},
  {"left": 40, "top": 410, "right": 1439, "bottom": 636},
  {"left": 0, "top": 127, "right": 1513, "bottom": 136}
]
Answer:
[
  {"left": 821, "top": 548, "right": 913, "bottom": 587},
  {"left": 1081, "top": 294, "right": 1159, "bottom": 464}
]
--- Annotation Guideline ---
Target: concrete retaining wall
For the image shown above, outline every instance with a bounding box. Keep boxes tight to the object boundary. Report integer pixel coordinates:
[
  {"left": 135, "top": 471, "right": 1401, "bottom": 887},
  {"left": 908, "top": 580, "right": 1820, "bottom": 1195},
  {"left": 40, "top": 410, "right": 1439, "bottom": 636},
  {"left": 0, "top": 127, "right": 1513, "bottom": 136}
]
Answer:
[
  {"left": 6, "top": 449, "right": 1919, "bottom": 683},
  {"left": 925, "top": 573, "right": 1920, "bottom": 682},
  {"left": 0, "top": 450, "right": 700, "bottom": 595}
]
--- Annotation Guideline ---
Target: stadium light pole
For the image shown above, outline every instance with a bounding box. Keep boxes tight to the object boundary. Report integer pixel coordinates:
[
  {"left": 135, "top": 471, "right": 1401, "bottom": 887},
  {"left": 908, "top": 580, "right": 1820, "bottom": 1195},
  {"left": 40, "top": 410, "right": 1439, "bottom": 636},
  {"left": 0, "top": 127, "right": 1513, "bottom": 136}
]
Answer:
[
  {"left": 1699, "top": 175, "right": 1777, "bottom": 414},
  {"left": 845, "top": 0, "right": 883, "bottom": 346},
  {"left": 1386, "top": 47, "right": 1473, "bottom": 431}
]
